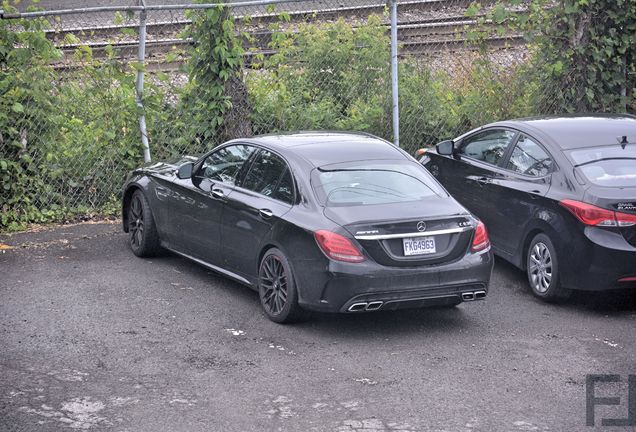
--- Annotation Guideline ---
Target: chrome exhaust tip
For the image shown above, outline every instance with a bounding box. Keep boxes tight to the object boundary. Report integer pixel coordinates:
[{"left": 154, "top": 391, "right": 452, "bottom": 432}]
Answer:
[
  {"left": 474, "top": 290, "right": 486, "bottom": 300},
  {"left": 462, "top": 292, "right": 475, "bottom": 301},
  {"left": 365, "top": 301, "right": 383, "bottom": 311},
  {"left": 348, "top": 302, "right": 368, "bottom": 312}
]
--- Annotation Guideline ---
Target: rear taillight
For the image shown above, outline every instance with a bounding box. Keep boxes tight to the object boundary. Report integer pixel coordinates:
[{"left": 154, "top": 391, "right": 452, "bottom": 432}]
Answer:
[
  {"left": 560, "top": 200, "right": 636, "bottom": 227},
  {"left": 471, "top": 221, "right": 490, "bottom": 252},
  {"left": 314, "top": 230, "right": 365, "bottom": 263},
  {"left": 615, "top": 211, "right": 636, "bottom": 227}
]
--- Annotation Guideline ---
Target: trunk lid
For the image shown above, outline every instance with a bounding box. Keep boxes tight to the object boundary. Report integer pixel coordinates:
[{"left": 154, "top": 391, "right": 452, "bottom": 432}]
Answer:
[
  {"left": 324, "top": 198, "right": 475, "bottom": 267},
  {"left": 583, "top": 186, "right": 636, "bottom": 247}
]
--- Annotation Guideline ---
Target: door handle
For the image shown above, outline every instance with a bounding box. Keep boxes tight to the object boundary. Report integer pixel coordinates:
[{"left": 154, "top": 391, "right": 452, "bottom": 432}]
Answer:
[
  {"left": 210, "top": 188, "right": 225, "bottom": 200},
  {"left": 528, "top": 190, "right": 541, "bottom": 199},
  {"left": 259, "top": 208, "right": 273, "bottom": 219}
]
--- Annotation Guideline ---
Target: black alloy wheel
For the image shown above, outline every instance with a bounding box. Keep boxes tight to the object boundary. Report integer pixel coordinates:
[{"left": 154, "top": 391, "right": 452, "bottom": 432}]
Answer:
[
  {"left": 128, "top": 190, "right": 161, "bottom": 257},
  {"left": 258, "top": 248, "right": 306, "bottom": 323}
]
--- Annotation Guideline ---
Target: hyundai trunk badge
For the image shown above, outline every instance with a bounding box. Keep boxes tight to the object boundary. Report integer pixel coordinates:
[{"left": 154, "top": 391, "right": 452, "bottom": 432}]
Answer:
[{"left": 416, "top": 221, "right": 426, "bottom": 232}]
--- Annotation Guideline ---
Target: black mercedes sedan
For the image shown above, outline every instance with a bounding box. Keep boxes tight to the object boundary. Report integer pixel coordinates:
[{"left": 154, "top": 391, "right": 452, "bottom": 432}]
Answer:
[
  {"left": 122, "top": 132, "right": 493, "bottom": 322},
  {"left": 419, "top": 115, "right": 636, "bottom": 301}
]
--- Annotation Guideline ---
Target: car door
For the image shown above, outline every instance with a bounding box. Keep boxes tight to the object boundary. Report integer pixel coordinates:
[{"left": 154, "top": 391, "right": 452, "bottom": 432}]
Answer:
[
  {"left": 447, "top": 129, "right": 518, "bottom": 229},
  {"left": 489, "top": 133, "right": 554, "bottom": 256},
  {"left": 175, "top": 144, "right": 257, "bottom": 263},
  {"left": 220, "top": 149, "right": 295, "bottom": 279}
]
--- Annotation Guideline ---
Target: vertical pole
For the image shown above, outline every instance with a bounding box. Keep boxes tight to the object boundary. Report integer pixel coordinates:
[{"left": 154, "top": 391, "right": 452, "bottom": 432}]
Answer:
[
  {"left": 390, "top": 0, "right": 400, "bottom": 147},
  {"left": 621, "top": 56, "right": 627, "bottom": 112},
  {"left": 136, "top": 2, "right": 151, "bottom": 163}
]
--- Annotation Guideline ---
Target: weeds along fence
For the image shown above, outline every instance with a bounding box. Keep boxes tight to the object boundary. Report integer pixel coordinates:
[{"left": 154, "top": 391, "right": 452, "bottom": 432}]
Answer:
[{"left": 1, "top": 0, "right": 634, "bottom": 230}]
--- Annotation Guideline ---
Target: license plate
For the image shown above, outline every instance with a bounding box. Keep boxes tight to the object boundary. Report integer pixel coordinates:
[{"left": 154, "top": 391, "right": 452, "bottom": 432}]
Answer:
[{"left": 403, "top": 237, "right": 436, "bottom": 256}]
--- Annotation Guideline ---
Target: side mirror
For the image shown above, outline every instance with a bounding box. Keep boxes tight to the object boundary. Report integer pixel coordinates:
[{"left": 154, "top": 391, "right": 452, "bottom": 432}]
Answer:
[
  {"left": 176, "top": 162, "right": 194, "bottom": 179},
  {"left": 436, "top": 140, "right": 455, "bottom": 157}
]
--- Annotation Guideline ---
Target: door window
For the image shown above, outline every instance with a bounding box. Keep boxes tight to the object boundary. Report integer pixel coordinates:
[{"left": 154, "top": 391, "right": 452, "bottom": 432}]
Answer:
[
  {"left": 242, "top": 150, "right": 295, "bottom": 204},
  {"left": 458, "top": 129, "right": 516, "bottom": 166},
  {"left": 506, "top": 135, "right": 553, "bottom": 177},
  {"left": 198, "top": 145, "right": 255, "bottom": 185}
]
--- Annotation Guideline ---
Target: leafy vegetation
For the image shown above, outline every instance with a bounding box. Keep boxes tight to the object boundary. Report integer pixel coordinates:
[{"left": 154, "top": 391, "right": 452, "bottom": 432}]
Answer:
[
  {"left": 1, "top": 0, "right": 634, "bottom": 230},
  {"left": 246, "top": 15, "right": 539, "bottom": 152},
  {"left": 466, "top": 0, "right": 635, "bottom": 113}
]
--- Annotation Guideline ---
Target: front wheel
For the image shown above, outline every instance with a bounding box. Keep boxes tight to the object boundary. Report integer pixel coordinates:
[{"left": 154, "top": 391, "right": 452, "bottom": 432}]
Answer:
[
  {"left": 526, "top": 233, "right": 568, "bottom": 302},
  {"left": 127, "top": 190, "right": 161, "bottom": 257},
  {"left": 258, "top": 248, "right": 307, "bottom": 323}
]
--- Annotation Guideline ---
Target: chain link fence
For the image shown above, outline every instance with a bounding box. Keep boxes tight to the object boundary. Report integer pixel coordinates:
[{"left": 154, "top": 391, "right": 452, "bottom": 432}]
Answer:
[{"left": 0, "top": 0, "right": 630, "bottom": 230}]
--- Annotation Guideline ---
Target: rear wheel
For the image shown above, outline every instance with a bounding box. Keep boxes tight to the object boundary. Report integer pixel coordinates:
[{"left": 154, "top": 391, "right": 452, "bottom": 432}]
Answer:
[
  {"left": 128, "top": 190, "right": 161, "bottom": 257},
  {"left": 526, "top": 233, "right": 567, "bottom": 301},
  {"left": 258, "top": 248, "right": 307, "bottom": 323}
]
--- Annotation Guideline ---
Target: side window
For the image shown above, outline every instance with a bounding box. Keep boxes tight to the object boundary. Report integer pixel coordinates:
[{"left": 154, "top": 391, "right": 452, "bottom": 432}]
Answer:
[
  {"left": 242, "top": 150, "right": 294, "bottom": 204},
  {"left": 458, "top": 129, "right": 516, "bottom": 166},
  {"left": 506, "top": 135, "right": 553, "bottom": 177},
  {"left": 275, "top": 168, "right": 294, "bottom": 204},
  {"left": 199, "top": 145, "right": 255, "bottom": 185}
]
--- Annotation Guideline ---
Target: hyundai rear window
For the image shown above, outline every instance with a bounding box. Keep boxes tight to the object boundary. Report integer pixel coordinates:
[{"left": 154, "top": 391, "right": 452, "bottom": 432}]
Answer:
[
  {"left": 312, "top": 161, "right": 446, "bottom": 207},
  {"left": 569, "top": 146, "right": 636, "bottom": 187}
]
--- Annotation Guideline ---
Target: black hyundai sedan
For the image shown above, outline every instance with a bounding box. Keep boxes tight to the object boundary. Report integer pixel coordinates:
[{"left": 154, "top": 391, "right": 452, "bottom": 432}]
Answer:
[
  {"left": 122, "top": 132, "right": 493, "bottom": 322},
  {"left": 419, "top": 115, "right": 636, "bottom": 301}
]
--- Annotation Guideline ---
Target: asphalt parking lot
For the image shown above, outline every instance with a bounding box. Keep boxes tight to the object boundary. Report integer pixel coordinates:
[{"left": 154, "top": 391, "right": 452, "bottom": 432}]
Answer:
[{"left": 1, "top": 221, "right": 635, "bottom": 432}]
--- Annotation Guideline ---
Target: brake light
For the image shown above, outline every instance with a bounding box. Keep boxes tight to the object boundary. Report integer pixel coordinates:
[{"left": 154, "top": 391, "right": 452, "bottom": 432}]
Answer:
[
  {"left": 314, "top": 230, "right": 365, "bottom": 263},
  {"left": 615, "top": 211, "right": 636, "bottom": 227},
  {"left": 560, "top": 200, "right": 636, "bottom": 227},
  {"left": 471, "top": 221, "right": 490, "bottom": 252}
]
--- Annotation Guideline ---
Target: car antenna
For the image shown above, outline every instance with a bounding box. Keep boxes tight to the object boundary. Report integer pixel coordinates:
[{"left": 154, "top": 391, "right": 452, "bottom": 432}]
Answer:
[{"left": 617, "top": 135, "right": 628, "bottom": 149}]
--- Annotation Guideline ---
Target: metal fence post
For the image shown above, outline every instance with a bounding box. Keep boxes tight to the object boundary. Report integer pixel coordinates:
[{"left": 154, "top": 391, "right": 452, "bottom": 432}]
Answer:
[
  {"left": 390, "top": 0, "right": 400, "bottom": 147},
  {"left": 136, "top": 1, "right": 151, "bottom": 163}
]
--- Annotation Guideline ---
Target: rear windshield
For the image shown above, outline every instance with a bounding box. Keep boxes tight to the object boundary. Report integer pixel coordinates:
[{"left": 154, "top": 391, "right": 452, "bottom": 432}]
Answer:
[
  {"left": 312, "top": 161, "right": 446, "bottom": 207},
  {"left": 569, "top": 145, "right": 636, "bottom": 187}
]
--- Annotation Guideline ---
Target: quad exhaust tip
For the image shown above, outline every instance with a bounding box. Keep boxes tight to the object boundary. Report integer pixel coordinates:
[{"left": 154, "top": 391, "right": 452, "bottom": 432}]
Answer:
[
  {"left": 462, "top": 290, "right": 487, "bottom": 301},
  {"left": 347, "top": 301, "right": 384, "bottom": 312},
  {"left": 366, "top": 301, "right": 384, "bottom": 311},
  {"left": 348, "top": 291, "right": 486, "bottom": 311},
  {"left": 348, "top": 302, "right": 368, "bottom": 312}
]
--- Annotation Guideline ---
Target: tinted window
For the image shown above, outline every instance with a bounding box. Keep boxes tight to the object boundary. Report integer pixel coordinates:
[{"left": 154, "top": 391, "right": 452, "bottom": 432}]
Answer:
[
  {"left": 459, "top": 129, "right": 516, "bottom": 165},
  {"left": 199, "top": 145, "right": 255, "bottom": 185},
  {"left": 312, "top": 161, "right": 446, "bottom": 207},
  {"left": 506, "top": 134, "right": 553, "bottom": 176},
  {"left": 242, "top": 150, "right": 294, "bottom": 203},
  {"left": 569, "top": 145, "right": 636, "bottom": 187},
  {"left": 576, "top": 162, "right": 636, "bottom": 187}
]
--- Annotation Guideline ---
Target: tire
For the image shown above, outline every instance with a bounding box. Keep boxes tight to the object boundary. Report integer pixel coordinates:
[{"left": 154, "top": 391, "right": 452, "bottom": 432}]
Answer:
[
  {"left": 258, "top": 248, "right": 307, "bottom": 323},
  {"left": 526, "top": 233, "right": 568, "bottom": 302},
  {"left": 127, "top": 190, "right": 162, "bottom": 257}
]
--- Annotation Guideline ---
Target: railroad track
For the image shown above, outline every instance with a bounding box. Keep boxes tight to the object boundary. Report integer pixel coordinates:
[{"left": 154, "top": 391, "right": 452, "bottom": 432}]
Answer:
[
  {"left": 43, "top": 0, "right": 487, "bottom": 40},
  {"left": 45, "top": 0, "right": 522, "bottom": 70}
]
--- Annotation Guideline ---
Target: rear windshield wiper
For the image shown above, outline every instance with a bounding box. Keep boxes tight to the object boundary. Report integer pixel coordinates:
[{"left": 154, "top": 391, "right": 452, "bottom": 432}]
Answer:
[{"left": 574, "top": 157, "right": 636, "bottom": 168}]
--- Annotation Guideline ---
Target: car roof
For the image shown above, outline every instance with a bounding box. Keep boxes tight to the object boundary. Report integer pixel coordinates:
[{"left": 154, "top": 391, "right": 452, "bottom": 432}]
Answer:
[
  {"left": 238, "top": 131, "right": 409, "bottom": 167},
  {"left": 488, "top": 114, "right": 636, "bottom": 150}
]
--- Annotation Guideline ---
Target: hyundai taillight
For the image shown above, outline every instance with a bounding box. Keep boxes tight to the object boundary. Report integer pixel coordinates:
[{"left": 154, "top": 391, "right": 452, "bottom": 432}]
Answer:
[
  {"left": 471, "top": 221, "right": 490, "bottom": 252},
  {"left": 560, "top": 200, "right": 636, "bottom": 227},
  {"left": 615, "top": 211, "right": 636, "bottom": 227},
  {"left": 314, "top": 230, "right": 365, "bottom": 263}
]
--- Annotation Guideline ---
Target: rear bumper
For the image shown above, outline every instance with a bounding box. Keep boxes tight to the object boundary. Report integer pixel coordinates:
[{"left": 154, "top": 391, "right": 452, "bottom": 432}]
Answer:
[
  {"left": 294, "top": 249, "right": 493, "bottom": 313},
  {"left": 560, "top": 227, "right": 636, "bottom": 291}
]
